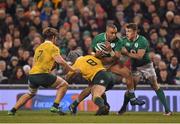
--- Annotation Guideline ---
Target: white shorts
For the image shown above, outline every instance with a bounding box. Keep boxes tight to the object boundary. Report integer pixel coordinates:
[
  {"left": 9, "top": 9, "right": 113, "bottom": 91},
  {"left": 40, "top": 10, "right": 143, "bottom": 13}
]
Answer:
[{"left": 132, "top": 62, "right": 157, "bottom": 80}]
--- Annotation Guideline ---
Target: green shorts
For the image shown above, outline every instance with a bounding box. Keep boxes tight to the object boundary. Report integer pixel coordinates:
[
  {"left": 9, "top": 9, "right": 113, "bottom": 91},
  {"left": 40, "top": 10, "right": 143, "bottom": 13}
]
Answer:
[
  {"left": 28, "top": 73, "right": 57, "bottom": 88},
  {"left": 92, "top": 71, "right": 115, "bottom": 91}
]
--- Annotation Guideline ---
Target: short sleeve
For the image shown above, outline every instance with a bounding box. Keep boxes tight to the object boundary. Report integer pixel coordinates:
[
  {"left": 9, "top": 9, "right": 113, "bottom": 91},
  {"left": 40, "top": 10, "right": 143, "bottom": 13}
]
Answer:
[
  {"left": 91, "top": 36, "right": 98, "bottom": 52},
  {"left": 138, "top": 37, "right": 148, "bottom": 49},
  {"left": 51, "top": 45, "right": 60, "bottom": 58}
]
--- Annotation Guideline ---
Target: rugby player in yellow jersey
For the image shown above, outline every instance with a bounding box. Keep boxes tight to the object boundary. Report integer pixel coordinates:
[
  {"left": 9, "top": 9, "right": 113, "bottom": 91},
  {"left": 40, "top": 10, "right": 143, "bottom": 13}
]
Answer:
[
  {"left": 66, "top": 55, "right": 115, "bottom": 115},
  {"left": 8, "top": 27, "right": 79, "bottom": 116}
]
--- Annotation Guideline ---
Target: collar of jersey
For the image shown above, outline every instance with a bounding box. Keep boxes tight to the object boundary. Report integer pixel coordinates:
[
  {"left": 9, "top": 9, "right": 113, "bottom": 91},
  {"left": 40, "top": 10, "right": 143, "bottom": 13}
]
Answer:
[
  {"left": 104, "top": 33, "right": 107, "bottom": 41},
  {"left": 45, "top": 40, "right": 52, "bottom": 43},
  {"left": 133, "top": 35, "right": 139, "bottom": 41}
]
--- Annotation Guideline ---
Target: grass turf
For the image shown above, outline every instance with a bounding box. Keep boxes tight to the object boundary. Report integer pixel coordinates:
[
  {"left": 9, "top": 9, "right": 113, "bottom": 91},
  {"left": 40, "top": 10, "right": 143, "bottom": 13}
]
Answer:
[{"left": 0, "top": 110, "right": 179, "bottom": 123}]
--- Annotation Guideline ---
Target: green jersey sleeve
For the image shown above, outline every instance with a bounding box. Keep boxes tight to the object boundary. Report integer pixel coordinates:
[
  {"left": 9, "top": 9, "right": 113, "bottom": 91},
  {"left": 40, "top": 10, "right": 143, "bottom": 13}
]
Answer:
[
  {"left": 137, "top": 36, "right": 148, "bottom": 50},
  {"left": 114, "top": 38, "right": 124, "bottom": 51},
  {"left": 91, "top": 36, "right": 98, "bottom": 51}
]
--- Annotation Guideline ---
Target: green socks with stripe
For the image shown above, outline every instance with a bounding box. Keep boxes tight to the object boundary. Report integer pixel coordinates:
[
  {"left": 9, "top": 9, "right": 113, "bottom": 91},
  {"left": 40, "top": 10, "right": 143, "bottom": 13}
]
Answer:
[
  {"left": 93, "top": 97, "right": 105, "bottom": 108},
  {"left": 155, "top": 88, "right": 170, "bottom": 112}
]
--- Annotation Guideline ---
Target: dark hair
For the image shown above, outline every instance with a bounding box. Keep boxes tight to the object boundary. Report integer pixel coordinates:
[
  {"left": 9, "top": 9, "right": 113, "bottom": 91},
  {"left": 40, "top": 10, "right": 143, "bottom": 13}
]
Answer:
[
  {"left": 106, "top": 23, "right": 117, "bottom": 30},
  {"left": 126, "top": 23, "right": 138, "bottom": 31},
  {"left": 170, "top": 55, "right": 178, "bottom": 61},
  {"left": 42, "top": 27, "right": 58, "bottom": 40},
  {"left": 11, "top": 66, "right": 25, "bottom": 79}
]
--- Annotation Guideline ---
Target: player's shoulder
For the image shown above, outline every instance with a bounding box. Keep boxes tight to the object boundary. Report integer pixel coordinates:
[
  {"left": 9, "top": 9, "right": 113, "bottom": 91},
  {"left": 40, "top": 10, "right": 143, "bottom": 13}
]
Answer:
[
  {"left": 94, "top": 33, "right": 105, "bottom": 39},
  {"left": 138, "top": 35, "right": 148, "bottom": 41}
]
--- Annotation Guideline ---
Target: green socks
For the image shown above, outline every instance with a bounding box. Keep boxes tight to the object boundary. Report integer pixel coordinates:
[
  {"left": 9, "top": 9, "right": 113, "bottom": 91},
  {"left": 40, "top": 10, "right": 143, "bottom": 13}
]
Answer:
[
  {"left": 101, "top": 94, "right": 108, "bottom": 106},
  {"left": 155, "top": 88, "right": 170, "bottom": 112},
  {"left": 128, "top": 92, "right": 136, "bottom": 102},
  {"left": 72, "top": 99, "right": 79, "bottom": 107},
  {"left": 94, "top": 97, "right": 105, "bottom": 108},
  {"left": 122, "top": 91, "right": 130, "bottom": 108}
]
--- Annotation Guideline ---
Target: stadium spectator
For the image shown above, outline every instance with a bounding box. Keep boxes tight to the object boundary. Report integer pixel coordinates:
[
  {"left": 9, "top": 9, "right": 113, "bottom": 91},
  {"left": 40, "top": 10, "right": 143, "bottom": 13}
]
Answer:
[
  {"left": 167, "top": 56, "right": 180, "bottom": 84},
  {"left": 0, "top": 60, "right": 8, "bottom": 83},
  {"left": 157, "top": 61, "right": 171, "bottom": 85},
  {"left": 7, "top": 56, "right": 19, "bottom": 76},
  {"left": 171, "top": 35, "right": 180, "bottom": 62},
  {"left": 40, "top": 2, "right": 53, "bottom": 21},
  {"left": 153, "top": 54, "right": 162, "bottom": 70},
  {"left": 8, "top": 66, "right": 28, "bottom": 84},
  {"left": 82, "top": 35, "right": 92, "bottom": 55},
  {"left": 175, "top": 70, "right": 180, "bottom": 85}
]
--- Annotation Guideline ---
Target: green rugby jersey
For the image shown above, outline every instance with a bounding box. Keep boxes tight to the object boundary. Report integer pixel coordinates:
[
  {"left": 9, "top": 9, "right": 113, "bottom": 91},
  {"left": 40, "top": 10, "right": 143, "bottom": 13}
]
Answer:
[
  {"left": 122, "top": 35, "right": 151, "bottom": 69},
  {"left": 91, "top": 33, "right": 123, "bottom": 57}
]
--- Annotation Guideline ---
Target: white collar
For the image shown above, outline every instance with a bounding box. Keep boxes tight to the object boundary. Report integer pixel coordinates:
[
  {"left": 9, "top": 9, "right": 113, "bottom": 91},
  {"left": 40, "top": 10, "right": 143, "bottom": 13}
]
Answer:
[
  {"left": 45, "top": 40, "right": 52, "bottom": 43},
  {"left": 104, "top": 33, "right": 107, "bottom": 41},
  {"left": 133, "top": 35, "right": 139, "bottom": 41}
]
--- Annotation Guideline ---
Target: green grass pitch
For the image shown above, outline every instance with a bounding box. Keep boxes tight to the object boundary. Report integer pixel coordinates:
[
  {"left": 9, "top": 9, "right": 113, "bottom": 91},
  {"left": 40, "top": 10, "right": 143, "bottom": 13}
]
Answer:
[{"left": 0, "top": 110, "right": 179, "bottom": 123}]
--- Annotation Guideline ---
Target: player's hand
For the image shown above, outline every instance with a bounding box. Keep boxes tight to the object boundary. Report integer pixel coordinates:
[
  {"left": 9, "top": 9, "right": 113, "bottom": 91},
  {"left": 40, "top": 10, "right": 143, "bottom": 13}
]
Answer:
[
  {"left": 105, "top": 41, "right": 112, "bottom": 52},
  {"left": 95, "top": 50, "right": 104, "bottom": 58},
  {"left": 121, "top": 47, "right": 128, "bottom": 55},
  {"left": 74, "top": 68, "right": 81, "bottom": 74}
]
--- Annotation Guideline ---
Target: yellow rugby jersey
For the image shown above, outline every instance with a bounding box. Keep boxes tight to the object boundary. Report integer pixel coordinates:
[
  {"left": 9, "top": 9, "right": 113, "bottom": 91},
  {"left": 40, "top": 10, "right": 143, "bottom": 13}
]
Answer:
[
  {"left": 69, "top": 55, "right": 106, "bottom": 81},
  {"left": 29, "top": 41, "right": 60, "bottom": 74}
]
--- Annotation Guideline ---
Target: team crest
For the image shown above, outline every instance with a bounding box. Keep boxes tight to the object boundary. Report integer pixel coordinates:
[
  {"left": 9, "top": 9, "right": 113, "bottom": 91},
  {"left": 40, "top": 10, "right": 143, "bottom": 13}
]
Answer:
[{"left": 135, "top": 43, "right": 138, "bottom": 48}]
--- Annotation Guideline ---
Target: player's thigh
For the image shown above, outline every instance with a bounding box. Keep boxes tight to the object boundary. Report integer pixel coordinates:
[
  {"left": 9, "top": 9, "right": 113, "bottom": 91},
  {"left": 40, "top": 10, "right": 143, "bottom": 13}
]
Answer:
[
  {"left": 109, "top": 64, "right": 131, "bottom": 78},
  {"left": 132, "top": 71, "right": 142, "bottom": 84},
  {"left": 29, "top": 73, "right": 59, "bottom": 88},
  {"left": 28, "top": 75, "right": 40, "bottom": 95},
  {"left": 51, "top": 76, "right": 68, "bottom": 89},
  {"left": 150, "top": 77, "right": 160, "bottom": 90},
  {"left": 28, "top": 81, "right": 38, "bottom": 96},
  {"left": 92, "top": 71, "right": 112, "bottom": 88}
]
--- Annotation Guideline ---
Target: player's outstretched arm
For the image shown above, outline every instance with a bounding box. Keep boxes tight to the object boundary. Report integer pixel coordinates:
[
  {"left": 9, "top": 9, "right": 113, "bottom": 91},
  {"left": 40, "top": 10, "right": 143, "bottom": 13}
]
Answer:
[{"left": 53, "top": 55, "right": 80, "bottom": 73}]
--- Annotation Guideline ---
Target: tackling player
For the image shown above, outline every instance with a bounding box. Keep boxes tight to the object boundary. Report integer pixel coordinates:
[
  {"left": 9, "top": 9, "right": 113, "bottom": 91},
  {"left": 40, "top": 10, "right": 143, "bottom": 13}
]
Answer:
[
  {"left": 8, "top": 27, "right": 79, "bottom": 115},
  {"left": 66, "top": 54, "right": 116, "bottom": 115}
]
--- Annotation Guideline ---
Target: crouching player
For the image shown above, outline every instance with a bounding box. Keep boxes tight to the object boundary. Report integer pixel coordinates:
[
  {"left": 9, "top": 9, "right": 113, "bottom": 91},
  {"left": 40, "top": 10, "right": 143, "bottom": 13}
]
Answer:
[{"left": 66, "top": 55, "right": 116, "bottom": 115}]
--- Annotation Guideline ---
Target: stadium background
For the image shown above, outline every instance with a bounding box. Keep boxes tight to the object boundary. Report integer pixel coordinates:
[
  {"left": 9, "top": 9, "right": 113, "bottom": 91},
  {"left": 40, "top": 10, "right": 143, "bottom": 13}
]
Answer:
[{"left": 0, "top": 0, "right": 180, "bottom": 113}]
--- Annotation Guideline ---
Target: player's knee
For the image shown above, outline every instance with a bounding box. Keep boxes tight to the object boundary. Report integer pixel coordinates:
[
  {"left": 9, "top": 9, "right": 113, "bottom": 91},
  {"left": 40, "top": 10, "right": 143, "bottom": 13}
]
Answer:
[
  {"left": 63, "top": 81, "right": 69, "bottom": 87},
  {"left": 28, "top": 88, "right": 37, "bottom": 96},
  {"left": 27, "top": 92, "right": 36, "bottom": 97},
  {"left": 60, "top": 81, "right": 69, "bottom": 88}
]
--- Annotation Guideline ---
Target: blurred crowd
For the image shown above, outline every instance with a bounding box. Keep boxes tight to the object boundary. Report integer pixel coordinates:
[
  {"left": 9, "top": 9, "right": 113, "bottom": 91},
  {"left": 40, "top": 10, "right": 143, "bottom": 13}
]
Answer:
[{"left": 0, "top": 0, "right": 179, "bottom": 85}]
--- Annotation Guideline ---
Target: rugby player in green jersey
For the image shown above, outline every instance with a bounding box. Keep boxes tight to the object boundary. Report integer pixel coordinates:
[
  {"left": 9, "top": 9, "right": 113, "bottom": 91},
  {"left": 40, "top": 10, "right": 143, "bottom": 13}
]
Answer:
[{"left": 118, "top": 23, "right": 172, "bottom": 116}]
